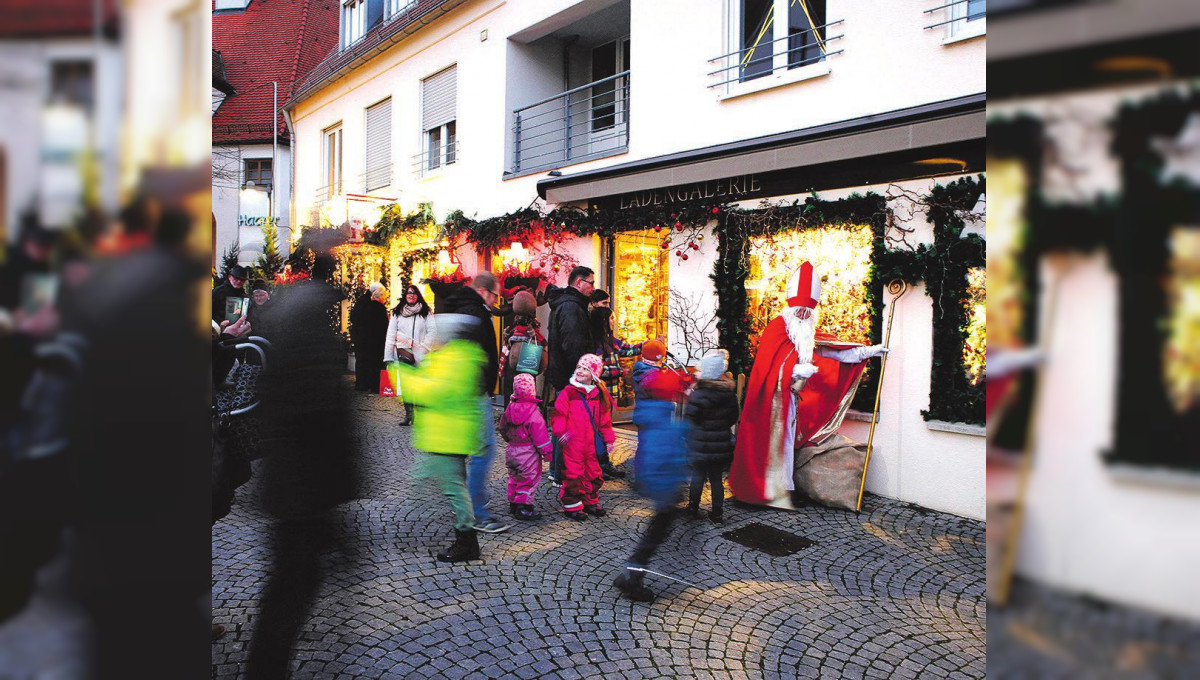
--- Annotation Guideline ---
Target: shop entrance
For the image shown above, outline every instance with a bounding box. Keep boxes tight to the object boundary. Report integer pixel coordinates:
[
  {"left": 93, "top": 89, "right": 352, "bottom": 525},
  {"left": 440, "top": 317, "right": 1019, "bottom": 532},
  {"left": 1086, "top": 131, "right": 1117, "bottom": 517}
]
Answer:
[{"left": 605, "top": 229, "right": 669, "bottom": 421}]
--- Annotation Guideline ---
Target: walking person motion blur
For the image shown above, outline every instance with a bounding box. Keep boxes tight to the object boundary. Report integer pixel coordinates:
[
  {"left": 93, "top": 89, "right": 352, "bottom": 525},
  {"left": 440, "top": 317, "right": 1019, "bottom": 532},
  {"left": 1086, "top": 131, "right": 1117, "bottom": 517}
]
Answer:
[
  {"left": 684, "top": 350, "right": 739, "bottom": 525},
  {"left": 245, "top": 253, "right": 359, "bottom": 679},
  {"left": 441, "top": 272, "right": 508, "bottom": 534},
  {"left": 587, "top": 299, "right": 651, "bottom": 479},
  {"left": 499, "top": 373, "right": 552, "bottom": 520},
  {"left": 616, "top": 340, "right": 692, "bottom": 602},
  {"left": 551, "top": 354, "right": 615, "bottom": 521},
  {"left": 349, "top": 282, "right": 389, "bottom": 392},
  {"left": 393, "top": 314, "right": 487, "bottom": 562},
  {"left": 384, "top": 284, "right": 432, "bottom": 426}
]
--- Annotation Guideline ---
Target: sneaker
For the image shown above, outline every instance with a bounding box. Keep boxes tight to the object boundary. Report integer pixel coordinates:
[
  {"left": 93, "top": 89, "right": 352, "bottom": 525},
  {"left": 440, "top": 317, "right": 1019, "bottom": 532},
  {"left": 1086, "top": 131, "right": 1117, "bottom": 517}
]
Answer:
[
  {"left": 563, "top": 510, "right": 588, "bottom": 522},
  {"left": 614, "top": 569, "right": 655, "bottom": 602},
  {"left": 473, "top": 519, "right": 510, "bottom": 534},
  {"left": 709, "top": 512, "right": 724, "bottom": 526},
  {"left": 583, "top": 505, "right": 607, "bottom": 517},
  {"left": 513, "top": 505, "right": 542, "bottom": 521},
  {"left": 685, "top": 506, "right": 702, "bottom": 519}
]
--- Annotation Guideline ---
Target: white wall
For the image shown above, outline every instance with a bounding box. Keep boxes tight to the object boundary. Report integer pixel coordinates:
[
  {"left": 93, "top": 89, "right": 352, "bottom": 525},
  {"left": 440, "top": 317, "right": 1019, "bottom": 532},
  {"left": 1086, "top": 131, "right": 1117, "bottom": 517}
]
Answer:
[
  {"left": 992, "top": 86, "right": 1200, "bottom": 620},
  {"left": 213, "top": 143, "right": 292, "bottom": 267}
]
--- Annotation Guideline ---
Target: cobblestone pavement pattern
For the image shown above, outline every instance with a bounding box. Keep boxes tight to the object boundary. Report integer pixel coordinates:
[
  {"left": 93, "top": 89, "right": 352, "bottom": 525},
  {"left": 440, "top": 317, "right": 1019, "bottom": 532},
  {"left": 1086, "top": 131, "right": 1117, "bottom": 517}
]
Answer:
[{"left": 212, "top": 385, "right": 986, "bottom": 679}]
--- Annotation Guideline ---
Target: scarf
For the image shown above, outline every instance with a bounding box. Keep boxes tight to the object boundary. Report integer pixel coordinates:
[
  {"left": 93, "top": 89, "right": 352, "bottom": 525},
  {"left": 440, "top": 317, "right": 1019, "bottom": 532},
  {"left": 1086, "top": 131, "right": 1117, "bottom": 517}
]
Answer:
[
  {"left": 569, "top": 377, "right": 596, "bottom": 393},
  {"left": 400, "top": 303, "right": 425, "bottom": 318}
]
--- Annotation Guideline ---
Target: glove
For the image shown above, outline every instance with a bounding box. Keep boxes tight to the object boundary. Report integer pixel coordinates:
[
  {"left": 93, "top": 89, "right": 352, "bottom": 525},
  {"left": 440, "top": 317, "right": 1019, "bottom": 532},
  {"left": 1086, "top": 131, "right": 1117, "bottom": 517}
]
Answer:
[
  {"left": 821, "top": 345, "right": 889, "bottom": 363},
  {"left": 792, "top": 363, "right": 819, "bottom": 379}
]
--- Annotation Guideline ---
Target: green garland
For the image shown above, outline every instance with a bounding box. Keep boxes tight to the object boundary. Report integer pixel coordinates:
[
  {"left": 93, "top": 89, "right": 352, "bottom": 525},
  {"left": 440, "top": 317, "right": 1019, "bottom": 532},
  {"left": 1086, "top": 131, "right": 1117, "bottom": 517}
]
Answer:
[{"left": 397, "top": 247, "right": 440, "bottom": 291}]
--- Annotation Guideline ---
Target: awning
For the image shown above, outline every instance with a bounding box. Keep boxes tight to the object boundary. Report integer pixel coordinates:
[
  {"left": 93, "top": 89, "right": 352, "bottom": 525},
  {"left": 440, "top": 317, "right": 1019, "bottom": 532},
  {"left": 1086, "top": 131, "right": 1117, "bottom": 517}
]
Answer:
[{"left": 537, "top": 94, "right": 985, "bottom": 205}]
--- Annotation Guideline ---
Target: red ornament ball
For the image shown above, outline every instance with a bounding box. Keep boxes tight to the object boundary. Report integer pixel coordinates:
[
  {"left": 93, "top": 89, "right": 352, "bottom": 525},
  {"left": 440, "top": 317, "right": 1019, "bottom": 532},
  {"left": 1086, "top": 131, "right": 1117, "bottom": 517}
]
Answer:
[
  {"left": 690, "top": 242, "right": 700, "bottom": 250},
  {"left": 674, "top": 221, "right": 682, "bottom": 228},
  {"left": 681, "top": 253, "right": 690, "bottom": 261},
  {"left": 675, "top": 250, "right": 682, "bottom": 256},
  {"left": 711, "top": 207, "right": 720, "bottom": 214}
]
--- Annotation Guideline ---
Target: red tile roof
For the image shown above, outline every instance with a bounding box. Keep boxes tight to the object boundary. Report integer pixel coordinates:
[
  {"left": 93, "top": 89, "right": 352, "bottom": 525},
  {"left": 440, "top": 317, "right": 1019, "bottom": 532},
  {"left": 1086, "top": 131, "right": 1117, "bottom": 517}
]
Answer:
[
  {"left": 213, "top": 0, "right": 339, "bottom": 145},
  {"left": 0, "top": 0, "right": 118, "bottom": 38}
]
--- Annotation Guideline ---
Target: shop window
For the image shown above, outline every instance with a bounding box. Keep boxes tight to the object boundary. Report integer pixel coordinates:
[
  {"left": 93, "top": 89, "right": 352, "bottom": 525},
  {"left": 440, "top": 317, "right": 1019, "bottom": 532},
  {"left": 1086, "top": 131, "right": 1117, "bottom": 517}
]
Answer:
[
  {"left": 1164, "top": 227, "right": 1200, "bottom": 415},
  {"left": 613, "top": 230, "right": 669, "bottom": 344},
  {"left": 963, "top": 267, "right": 986, "bottom": 386},
  {"left": 746, "top": 224, "right": 873, "bottom": 350}
]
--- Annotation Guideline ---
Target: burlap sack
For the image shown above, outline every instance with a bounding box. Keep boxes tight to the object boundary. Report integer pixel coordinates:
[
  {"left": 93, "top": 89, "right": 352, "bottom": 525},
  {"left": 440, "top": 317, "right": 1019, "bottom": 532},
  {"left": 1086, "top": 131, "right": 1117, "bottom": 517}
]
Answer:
[{"left": 793, "top": 433, "right": 868, "bottom": 511}]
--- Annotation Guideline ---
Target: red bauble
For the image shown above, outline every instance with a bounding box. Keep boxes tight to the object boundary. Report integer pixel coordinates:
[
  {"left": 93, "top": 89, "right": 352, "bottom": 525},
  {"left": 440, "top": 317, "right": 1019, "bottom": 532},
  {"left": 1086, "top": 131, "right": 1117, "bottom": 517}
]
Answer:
[
  {"left": 674, "top": 221, "right": 682, "bottom": 228},
  {"left": 676, "top": 225, "right": 684, "bottom": 232},
  {"left": 675, "top": 250, "right": 682, "bottom": 256},
  {"left": 681, "top": 253, "right": 690, "bottom": 260},
  {"left": 690, "top": 242, "right": 700, "bottom": 250},
  {"left": 711, "top": 207, "right": 720, "bottom": 214}
]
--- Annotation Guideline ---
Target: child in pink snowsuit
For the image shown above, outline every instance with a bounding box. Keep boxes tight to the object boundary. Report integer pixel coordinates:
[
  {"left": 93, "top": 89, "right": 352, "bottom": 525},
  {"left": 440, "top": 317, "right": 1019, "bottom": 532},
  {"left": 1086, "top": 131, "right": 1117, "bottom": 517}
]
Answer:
[
  {"left": 499, "top": 373, "right": 552, "bottom": 521},
  {"left": 551, "top": 354, "right": 616, "bottom": 521}
]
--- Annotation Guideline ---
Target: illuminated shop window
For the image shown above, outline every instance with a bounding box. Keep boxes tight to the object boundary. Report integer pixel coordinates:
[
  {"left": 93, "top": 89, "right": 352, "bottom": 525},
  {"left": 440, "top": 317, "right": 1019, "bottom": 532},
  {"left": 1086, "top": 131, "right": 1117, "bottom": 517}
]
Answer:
[
  {"left": 746, "top": 224, "right": 872, "bottom": 348},
  {"left": 613, "top": 229, "right": 669, "bottom": 344},
  {"left": 1165, "top": 227, "right": 1200, "bottom": 415},
  {"left": 963, "top": 267, "right": 986, "bottom": 386},
  {"left": 986, "top": 158, "right": 1027, "bottom": 350}
]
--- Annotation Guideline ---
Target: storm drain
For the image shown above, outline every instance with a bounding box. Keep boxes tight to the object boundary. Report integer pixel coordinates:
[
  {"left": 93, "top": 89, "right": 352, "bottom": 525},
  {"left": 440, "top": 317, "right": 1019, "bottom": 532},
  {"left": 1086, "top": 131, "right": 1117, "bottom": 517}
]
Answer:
[{"left": 721, "top": 522, "right": 816, "bottom": 557}]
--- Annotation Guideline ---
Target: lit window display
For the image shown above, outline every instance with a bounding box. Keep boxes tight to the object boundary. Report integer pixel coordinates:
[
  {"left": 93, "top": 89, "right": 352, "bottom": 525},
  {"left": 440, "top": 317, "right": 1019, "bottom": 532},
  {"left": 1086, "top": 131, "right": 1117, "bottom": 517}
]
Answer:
[
  {"left": 986, "top": 159, "right": 1028, "bottom": 350},
  {"left": 613, "top": 229, "right": 669, "bottom": 344},
  {"left": 1165, "top": 227, "right": 1200, "bottom": 415},
  {"left": 387, "top": 224, "right": 440, "bottom": 307},
  {"left": 963, "top": 267, "right": 986, "bottom": 386},
  {"left": 746, "top": 224, "right": 873, "bottom": 348}
]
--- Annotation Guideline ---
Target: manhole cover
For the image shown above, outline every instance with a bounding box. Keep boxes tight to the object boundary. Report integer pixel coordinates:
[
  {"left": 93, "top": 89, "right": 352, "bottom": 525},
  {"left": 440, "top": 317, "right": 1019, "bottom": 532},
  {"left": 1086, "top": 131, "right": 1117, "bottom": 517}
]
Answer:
[{"left": 721, "top": 522, "right": 816, "bottom": 557}]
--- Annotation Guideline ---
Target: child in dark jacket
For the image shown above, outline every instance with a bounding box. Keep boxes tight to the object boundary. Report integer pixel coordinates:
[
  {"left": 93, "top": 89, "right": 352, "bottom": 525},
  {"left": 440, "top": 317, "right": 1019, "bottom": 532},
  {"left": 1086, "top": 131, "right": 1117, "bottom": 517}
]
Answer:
[
  {"left": 499, "top": 373, "right": 552, "bottom": 521},
  {"left": 684, "top": 350, "right": 739, "bottom": 525}
]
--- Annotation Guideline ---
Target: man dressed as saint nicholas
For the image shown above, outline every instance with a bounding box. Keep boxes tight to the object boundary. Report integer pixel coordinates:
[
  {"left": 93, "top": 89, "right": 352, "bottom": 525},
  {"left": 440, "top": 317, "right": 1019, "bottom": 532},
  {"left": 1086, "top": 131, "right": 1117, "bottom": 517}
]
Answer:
[{"left": 728, "top": 261, "right": 889, "bottom": 509}]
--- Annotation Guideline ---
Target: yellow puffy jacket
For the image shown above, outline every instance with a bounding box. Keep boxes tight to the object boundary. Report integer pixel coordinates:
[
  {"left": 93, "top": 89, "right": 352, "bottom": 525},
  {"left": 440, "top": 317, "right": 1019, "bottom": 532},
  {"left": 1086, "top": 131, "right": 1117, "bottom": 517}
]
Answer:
[{"left": 394, "top": 340, "right": 485, "bottom": 455}]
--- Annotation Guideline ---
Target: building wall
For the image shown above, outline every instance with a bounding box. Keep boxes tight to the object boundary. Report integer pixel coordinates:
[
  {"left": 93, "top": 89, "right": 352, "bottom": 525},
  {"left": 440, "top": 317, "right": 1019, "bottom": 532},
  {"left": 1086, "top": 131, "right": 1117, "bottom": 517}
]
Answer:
[
  {"left": 213, "top": 143, "right": 293, "bottom": 268},
  {"left": 0, "top": 37, "right": 121, "bottom": 238}
]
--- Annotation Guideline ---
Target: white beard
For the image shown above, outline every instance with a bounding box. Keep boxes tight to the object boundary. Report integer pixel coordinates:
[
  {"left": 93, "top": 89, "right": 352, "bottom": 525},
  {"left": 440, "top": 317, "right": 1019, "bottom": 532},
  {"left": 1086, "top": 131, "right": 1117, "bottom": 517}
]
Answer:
[{"left": 783, "top": 306, "right": 817, "bottom": 364}]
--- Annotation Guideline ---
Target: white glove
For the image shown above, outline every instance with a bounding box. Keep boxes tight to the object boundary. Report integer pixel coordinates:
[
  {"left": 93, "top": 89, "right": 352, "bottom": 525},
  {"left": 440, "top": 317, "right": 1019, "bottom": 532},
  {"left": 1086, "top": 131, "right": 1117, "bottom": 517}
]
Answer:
[
  {"left": 821, "top": 344, "right": 889, "bottom": 363},
  {"left": 792, "top": 363, "right": 818, "bottom": 379}
]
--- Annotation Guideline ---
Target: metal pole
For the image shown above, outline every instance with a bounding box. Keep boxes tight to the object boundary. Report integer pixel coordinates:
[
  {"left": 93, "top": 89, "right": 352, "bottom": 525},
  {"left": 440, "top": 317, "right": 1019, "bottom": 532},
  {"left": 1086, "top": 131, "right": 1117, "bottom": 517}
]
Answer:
[
  {"left": 272, "top": 81, "right": 278, "bottom": 232},
  {"left": 857, "top": 279, "right": 908, "bottom": 512}
]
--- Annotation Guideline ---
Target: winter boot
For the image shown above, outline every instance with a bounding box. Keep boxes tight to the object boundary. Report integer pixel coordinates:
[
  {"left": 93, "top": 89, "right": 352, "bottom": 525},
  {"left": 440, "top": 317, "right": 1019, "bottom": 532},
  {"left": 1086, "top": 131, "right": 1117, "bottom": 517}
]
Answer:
[
  {"left": 436, "top": 529, "right": 480, "bottom": 563},
  {"left": 563, "top": 510, "right": 589, "bottom": 522},
  {"left": 614, "top": 566, "right": 655, "bottom": 602},
  {"left": 511, "top": 503, "right": 542, "bottom": 521},
  {"left": 583, "top": 504, "right": 607, "bottom": 517}
]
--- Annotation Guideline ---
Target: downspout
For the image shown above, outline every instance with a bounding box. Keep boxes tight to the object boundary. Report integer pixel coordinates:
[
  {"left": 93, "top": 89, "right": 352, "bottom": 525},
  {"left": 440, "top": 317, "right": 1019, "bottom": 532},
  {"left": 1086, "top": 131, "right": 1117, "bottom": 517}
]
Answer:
[{"left": 282, "top": 107, "right": 298, "bottom": 257}]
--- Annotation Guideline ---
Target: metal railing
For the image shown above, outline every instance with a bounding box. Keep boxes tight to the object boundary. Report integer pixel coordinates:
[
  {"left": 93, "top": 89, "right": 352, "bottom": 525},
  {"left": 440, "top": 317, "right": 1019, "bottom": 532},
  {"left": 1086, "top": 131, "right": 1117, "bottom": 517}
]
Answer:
[
  {"left": 924, "top": 0, "right": 986, "bottom": 30},
  {"left": 358, "top": 163, "right": 394, "bottom": 193},
  {"left": 511, "top": 70, "right": 630, "bottom": 174},
  {"left": 707, "top": 20, "right": 844, "bottom": 89},
  {"left": 411, "top": 139, "right": 459, "bottom": 179},
  {"left": 314, "top": 184, "right": 337, "bottom": 204}
]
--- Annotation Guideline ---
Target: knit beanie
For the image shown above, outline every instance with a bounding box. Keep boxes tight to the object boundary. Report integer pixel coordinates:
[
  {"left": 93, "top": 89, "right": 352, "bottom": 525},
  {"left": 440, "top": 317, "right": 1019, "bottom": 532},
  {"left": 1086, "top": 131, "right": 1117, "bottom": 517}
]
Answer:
[
  {"left": 642, "top": 340, "right": 666, "bottom": 364},
  {"left": 699, "top": 349, "right": 729, "bottom": 380},
  {"left": 576, "top": 353, "right": 604, "bottom": 381},
  {"left": 513, "top": 290, "right": 537, "bottom": 316},
  {"left": 513, "top": 373, "right": 537, "bottom": 400}
]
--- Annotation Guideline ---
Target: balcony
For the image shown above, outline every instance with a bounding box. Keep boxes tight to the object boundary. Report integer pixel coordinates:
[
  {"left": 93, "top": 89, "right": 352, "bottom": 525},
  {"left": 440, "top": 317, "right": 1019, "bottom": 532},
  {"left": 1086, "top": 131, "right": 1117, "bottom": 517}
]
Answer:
[
  {"left": 357, "top": 163, "right": 394, "bottom": 194},
  {"left": 511, "top": 71, "right": 629, "bottom": 176},
  {"left": 412, "top": 139, "right": 459, "bottom": 179}
]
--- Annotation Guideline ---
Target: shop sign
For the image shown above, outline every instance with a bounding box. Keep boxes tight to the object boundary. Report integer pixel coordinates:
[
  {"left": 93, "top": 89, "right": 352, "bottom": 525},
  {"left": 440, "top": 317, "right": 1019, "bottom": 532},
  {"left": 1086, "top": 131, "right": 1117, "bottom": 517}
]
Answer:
[
  {"left": 238, "top": 215, "right": 276, "bottom": 227},
  {"left": 617, "top": 174, "right": 763, "bottom": 209}
]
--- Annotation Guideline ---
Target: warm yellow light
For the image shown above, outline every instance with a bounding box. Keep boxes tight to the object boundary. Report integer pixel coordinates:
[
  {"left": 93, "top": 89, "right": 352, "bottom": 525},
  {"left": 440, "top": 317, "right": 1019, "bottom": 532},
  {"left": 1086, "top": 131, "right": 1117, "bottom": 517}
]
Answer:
[{"left": 914, "top": 158, "right": 968, "bottom": 170}]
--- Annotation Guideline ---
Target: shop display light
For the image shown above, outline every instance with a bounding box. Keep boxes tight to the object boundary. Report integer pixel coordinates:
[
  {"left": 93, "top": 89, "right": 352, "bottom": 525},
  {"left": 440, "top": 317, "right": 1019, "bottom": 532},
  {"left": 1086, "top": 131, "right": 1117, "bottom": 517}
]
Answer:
[{"left": 963, "top": 267, "right": 986, "bottom": 386}]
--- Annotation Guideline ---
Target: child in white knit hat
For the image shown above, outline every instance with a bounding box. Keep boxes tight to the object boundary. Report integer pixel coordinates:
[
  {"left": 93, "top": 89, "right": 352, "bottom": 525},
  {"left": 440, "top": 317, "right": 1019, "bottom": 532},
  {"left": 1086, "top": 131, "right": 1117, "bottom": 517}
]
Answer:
[{"left": 683, "top": 349, "right": 739, "bottom": 525}]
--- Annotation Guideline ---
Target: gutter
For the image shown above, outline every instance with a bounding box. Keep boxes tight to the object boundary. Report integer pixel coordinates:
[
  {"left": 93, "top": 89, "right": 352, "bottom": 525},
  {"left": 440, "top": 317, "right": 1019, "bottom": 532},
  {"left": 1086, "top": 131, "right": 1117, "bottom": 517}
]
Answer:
[{"left": 283, "top": 107, "right": 298, "bottom": 251}]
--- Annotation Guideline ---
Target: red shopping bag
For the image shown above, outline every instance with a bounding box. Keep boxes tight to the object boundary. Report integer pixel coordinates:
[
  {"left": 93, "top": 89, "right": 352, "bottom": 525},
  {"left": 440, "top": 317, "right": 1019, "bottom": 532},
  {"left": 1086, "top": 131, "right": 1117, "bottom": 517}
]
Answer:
[{"left": 379, "top": 368, "right": 396, "bottom": 397}]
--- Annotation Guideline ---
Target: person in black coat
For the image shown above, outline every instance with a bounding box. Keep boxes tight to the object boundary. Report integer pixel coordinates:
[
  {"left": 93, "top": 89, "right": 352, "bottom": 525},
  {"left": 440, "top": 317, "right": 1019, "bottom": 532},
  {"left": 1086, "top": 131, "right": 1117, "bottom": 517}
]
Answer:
[
  {"left": 545, "top": 266, "right": 596, "bottom": 392},
  {"left": 212, "top": 264, "right": 249, "bottom": 323},
  {"left": 684, "top": 350, "right": 740, "bottom": 525},
  {"left": 348, "top": 283, "right": 389, "bottom": 392}
]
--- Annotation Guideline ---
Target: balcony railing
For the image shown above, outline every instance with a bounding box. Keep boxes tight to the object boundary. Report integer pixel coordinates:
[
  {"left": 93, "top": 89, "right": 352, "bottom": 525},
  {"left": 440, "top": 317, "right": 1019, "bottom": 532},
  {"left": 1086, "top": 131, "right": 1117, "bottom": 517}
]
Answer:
[
  {"left": 314, "top": 184, "right": 338, "bottom": 204},
  {"left": 411, "top": 140, "right": 459, "bottom": 179},
  {"left": 924, "top": 0, "right": 986, "bottom": 32},
  {"left": 358, "top": 163, "right": 394, "bottom": 194},
  {"left": 511, "top": 70, "right": 629, "bottom": 175},
  {"left": 707, "top": 20, "right": 844, "bottom": 88}
]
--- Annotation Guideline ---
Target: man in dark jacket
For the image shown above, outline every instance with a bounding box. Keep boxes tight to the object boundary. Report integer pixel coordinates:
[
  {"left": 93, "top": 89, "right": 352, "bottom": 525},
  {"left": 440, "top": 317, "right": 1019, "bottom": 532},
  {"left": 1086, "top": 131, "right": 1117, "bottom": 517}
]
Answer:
[
  {"left": 546, "top": 266, "right": 595, "bottom": 392},
  {"left": 440, "top": 272, "right": 509, "bottom": 533},
  {"left": 212, "top": 264, "right": 248, "bottom": 323}
]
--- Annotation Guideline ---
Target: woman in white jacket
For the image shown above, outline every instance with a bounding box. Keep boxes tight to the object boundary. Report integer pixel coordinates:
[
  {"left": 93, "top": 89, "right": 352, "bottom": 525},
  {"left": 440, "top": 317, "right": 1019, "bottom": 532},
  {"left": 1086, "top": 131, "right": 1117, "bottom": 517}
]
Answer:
[{"left": 385, "top": 284, "right": 433, "bottom": 425}]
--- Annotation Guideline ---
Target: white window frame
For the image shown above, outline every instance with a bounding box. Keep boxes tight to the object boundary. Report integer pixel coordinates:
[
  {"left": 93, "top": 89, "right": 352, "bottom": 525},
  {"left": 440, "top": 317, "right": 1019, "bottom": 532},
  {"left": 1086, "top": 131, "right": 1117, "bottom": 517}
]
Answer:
[
  {"left": 322, "top": 124, "right": 343, "bottom": 199},
  {"left": 419, "top": 65, "right": 458, "bottom": 176},
  {"left": 385, "top": 0, "right": 417, "bottom": 20},
  {"left": 942, "top": 0, "right": 986, "bottom": 45},
  {"left": 718, "top": 0, "right": 833, "bottom": 101},
  {"left": 342, "top": 0, "right": 367, "bottom": 50},
  {"left": 364, "top": 97, "right": 393, "bottom": 192}
]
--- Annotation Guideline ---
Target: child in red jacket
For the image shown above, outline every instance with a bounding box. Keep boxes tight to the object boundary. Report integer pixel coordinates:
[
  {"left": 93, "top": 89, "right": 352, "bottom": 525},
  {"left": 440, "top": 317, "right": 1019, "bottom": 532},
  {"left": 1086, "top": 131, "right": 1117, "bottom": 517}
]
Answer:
[{"left": 551, "top": 354, "right": 615, "bottom": 521}]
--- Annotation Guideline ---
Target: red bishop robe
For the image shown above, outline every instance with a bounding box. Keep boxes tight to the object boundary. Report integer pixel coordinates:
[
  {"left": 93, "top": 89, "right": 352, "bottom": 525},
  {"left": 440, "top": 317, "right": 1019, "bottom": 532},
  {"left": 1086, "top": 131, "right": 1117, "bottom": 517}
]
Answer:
[{"left": 728, "top": 316, "right": 868, "bottom": 507}]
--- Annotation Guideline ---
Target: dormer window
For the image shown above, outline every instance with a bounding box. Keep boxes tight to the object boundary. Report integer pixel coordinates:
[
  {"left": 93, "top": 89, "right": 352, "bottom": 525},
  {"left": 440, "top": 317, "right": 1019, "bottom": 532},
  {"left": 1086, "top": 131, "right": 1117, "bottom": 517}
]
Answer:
[
  {"left": 342, "top": 0, "right": 366, "bottom": 49},
  {"left": 213, "top": 0, "right": 251, "bottom": 11}
]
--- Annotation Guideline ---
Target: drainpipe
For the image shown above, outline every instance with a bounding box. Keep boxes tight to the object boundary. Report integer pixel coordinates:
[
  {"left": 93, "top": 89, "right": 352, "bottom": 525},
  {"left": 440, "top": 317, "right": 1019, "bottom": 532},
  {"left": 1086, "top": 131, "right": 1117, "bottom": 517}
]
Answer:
[
  {"left": 282, "top": 106, "right": 298, "bottom": 257},
  {"left": 562, "top": 35, "right": 578, "bottom": 162}
]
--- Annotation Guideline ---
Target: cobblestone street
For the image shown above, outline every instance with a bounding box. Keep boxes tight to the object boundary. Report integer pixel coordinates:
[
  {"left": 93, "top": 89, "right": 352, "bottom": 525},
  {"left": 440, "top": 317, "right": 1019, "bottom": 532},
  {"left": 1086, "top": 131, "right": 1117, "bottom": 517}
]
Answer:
[{"left": 211, "top": 386, "right": 987, "bottom": 679}]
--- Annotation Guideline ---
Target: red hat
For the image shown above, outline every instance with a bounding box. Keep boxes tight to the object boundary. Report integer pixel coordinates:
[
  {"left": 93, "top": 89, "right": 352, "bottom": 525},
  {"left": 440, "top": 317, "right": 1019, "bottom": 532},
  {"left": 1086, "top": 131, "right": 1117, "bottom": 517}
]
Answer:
[
  {"left": 787, "top": 261, "right": 822, "bottom": 308},
  {"left": 642, "top": 339, "right": 667, "bottom": 364}
]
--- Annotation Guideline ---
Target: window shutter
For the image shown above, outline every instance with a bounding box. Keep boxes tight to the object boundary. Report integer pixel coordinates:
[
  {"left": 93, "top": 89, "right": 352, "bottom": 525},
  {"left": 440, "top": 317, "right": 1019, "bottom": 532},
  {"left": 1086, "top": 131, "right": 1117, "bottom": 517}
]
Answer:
[
  {"left": 365, "top": 98, "right": 391, "bottom": 191},
  {"left": 421, "top": 65, "right": 457, "bottom": 131}
]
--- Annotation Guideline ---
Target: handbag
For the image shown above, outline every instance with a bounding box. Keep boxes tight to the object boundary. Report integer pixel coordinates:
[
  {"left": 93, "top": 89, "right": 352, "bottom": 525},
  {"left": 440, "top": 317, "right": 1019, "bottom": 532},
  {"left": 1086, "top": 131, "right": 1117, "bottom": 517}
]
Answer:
[
  {"left": 395, "top": 316, "right": 418, "bottom": 365},
  {"left": 514, "top": 340, "right": 543, "bottom": 376}
]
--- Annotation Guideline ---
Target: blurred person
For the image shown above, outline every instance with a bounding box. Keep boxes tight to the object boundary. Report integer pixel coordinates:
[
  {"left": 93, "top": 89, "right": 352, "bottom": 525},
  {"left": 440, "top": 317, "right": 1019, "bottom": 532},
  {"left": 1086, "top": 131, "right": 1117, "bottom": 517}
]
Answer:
[
  {"left": 63, "top": 201, "right": 212, "bottom": 675},
  {"left": 550, "top": 354, "right": 615, "bottom": 521},
  {"left": 384, "top": 284, "right": 432, "bottom": 426},
  {"left": 728, "top": 262, "right": 887, "bottom": 508},
  {"left": 498, "top": 289, "right": 546, "bottom": 406},
  {"left": 442, "top": 272, "right": 508, "bottom": 534},
  {"left": 684, "top": 350, "right": 738, "bottom": 525},
  {"left": 615, "top": 340, "right": 691, "bottom": 602},
  {"left": 244, "top": 253, "right": 358, "bottom": 678},
  {"left": 393, "top": 313, "right": 486, "bottom": 562},
  {"left": 348, "top": 282, "right": 388, "bottom": 392},
  {"left": 498, "top": 373, "right": 552, "bottom": 521},
  {"left": 212, "top": 264, "right": 248, "bottom": 324},
  {"left": 246, "top": 280, "right": 276, "bottom": 337}
]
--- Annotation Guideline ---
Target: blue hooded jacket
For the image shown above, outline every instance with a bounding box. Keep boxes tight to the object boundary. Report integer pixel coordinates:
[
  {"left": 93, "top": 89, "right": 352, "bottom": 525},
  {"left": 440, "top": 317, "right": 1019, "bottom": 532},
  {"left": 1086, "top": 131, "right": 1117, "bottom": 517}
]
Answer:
[{"left": 631, "top": 361, "right": 690, "bottom": 508}]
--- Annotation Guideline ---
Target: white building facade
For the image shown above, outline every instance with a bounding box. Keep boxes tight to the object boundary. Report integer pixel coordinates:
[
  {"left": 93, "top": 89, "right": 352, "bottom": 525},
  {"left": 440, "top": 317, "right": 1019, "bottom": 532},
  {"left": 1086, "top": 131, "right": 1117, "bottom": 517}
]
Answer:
[{"left": 287, "top": 0, "right": 987, "bottom": 519}]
